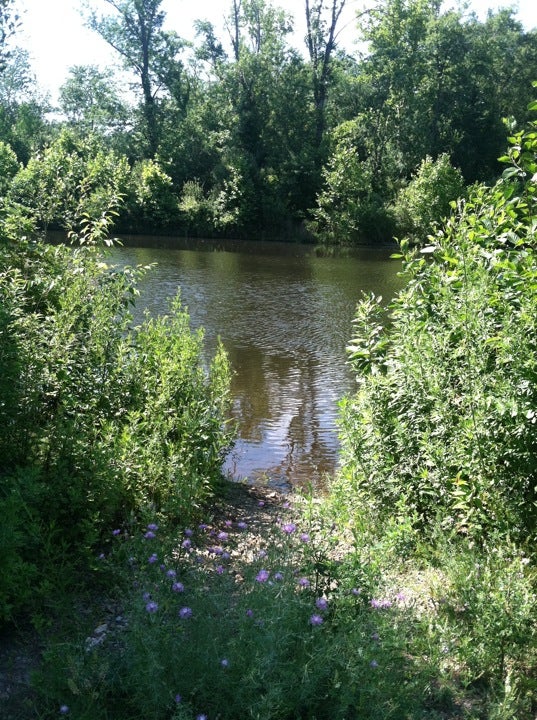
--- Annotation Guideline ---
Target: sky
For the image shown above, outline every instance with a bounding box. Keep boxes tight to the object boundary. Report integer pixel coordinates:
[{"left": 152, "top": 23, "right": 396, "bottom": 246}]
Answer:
[{"left": 10, "top": 0, "right": 537, "bottom": 102}]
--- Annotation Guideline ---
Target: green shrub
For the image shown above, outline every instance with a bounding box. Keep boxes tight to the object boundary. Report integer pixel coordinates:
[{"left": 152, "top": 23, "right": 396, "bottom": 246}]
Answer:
[
  {"left": 392, "top": 153, "right": 466, "bottom": 244},
  {"left": 0, "top": 209, "right": 234, "bottom": 622},
  {"left": 339, "top": 110, "right": 537, "bottom": 542}
]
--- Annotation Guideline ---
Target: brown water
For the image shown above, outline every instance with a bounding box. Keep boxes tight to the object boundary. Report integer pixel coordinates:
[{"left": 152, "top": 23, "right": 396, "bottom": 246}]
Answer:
[{"left": 109, "top": 237, "right": 402, "bottom": 490}]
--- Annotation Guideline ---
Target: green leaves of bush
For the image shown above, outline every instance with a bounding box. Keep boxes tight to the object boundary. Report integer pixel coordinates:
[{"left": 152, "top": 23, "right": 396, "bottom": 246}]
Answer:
[
  {"left": 339, "top": 109, "right": 537, "bottom": 542},
  {"left": 0, "top": 216, "right": 234, "bottom": 622}
]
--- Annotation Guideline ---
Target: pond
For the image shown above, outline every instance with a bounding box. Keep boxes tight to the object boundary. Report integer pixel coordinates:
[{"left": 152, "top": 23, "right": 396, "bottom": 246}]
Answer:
[{"left": 109, "top": 236, "right": 402, "bottom": 490}]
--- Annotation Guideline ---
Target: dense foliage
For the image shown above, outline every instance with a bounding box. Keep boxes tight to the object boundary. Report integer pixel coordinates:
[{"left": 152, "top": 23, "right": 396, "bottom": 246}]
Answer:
[
  {"left": 0, "top": 0, "right": 536, "bottom": 241},
  {"left": 0, "top": 201, "right": 234, "bottom": 622},
  {"left": 340, "top": 100, "right": 537, "bottom": 542}
]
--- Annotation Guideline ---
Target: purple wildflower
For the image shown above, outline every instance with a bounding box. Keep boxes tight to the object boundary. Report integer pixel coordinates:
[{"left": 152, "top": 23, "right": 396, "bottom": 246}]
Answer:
[
  {"left": 246, "top": 609, "right": 254, "bottom": 617},
  {"left": 172, "top": 582, "right": 185, "bottom": 593},
  {"left": 147, "top": 523, "right": 158, "bottom": 531},
  {"left": 148, "top": 553, "right": 158, "bottom": 564},
  {"left": 370, "top": 659, "right": 379, "bottom": 668},
  {"left": 220, "top": 658, "right": 229, "bottom": 668},
  {"left": 256, "top": 569, "right": 270, "bottom": 583},
  {"left": 316, "top": 597, "right": 329, "bottom": 611},
  {"left": 166, "top": 569, "right": 177, "bottom": 579},
  {"left": 144, "top": 531, "right": 156, "bottom": 539},
  {"left": 274, "top": 572, "right": 284, "bottom": 581},
  {"left": 184, "top": 528, "right": 193, "bottom": 537},
  {"left": 181, "top": 539, "right": 192, "bottom": 549},
  {"left": 298, "top": 577, "right": 310, "bottom": 588},
  {"left": 146, "top": 601, "right": 158, "bottom": 613},
  {"left": 300, "top": 533, "right": 310, "bottom": 543},
  {"left": 370, "top": 598, "right": 392, "bottom": 609},
  {"left": 217, "top": 531, "right": 228, "bottom": 542},
  {"left": 395, "top": 592, "right": 407, "bottom": 603},
  {"left": 224, "top": 520, "right": 233, "bottom": 527},
  {"left": 351, "top": 587, "right": 361, "bottom": 596},
  {"left": 142, "top": 592, "right": 151, "bottom": 601},
  {"left": 59, "top": 706, "right": 70, "bottom": 715},
  {"left": 198, "top": 523, "right": 209, "bottom": 531},
  {"left": 222, "top": 551, "right": 230, "bottom": 560},
  {"left": 282, "top": 522, "right": 296, "bottom": 534},
  {"left": 236, "top": 521, "right": 248, "bottom": 530},
  {"left": 179, "top": 607, "right": 193, "bottom": 619},
  {"left": 215, "top": 565, "right": 224, "bottom": 575},
  {"left": 112, "top": 529, "right": 121, "bottom": 536},
  {"left": 174, "top": 694, "right": 182, "bottom": 703},
  {"left": 257, "top": 550, "right": 267, "bottom": 559},
  {"left": 258, "top": 500, "right": 265, "bottom": 507},
  {"left": 309, "top": 614, "right": 323, "bottom": 626},
  {"left": 196, "top": 715, "right": 207, "bottom": 720}
]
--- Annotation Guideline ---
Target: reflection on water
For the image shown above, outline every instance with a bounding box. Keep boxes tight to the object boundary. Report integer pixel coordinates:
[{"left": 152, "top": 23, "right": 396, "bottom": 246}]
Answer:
[{"left": 109, "top": 237, "right": 402, "bottom": 489}]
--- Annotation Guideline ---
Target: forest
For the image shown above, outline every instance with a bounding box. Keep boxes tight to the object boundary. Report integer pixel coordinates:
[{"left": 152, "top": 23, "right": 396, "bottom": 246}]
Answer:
[
  {"left": 1, "top": 1, "right": 537, "bottom": 719},
  {"left": 1, "top": 0, "right": 537, "bottom": 243}
]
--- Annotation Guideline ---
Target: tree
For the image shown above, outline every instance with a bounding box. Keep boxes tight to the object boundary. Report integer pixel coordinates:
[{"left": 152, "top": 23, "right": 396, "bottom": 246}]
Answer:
[
  {"left": 305, "top": 0, "right": 347, "bottom": 148},
  {"left": 84, "top": 0, "right": 187, "bottom": 156},
  {"left": 0, "top": 0, "right": 19, "bottom": 73},
  {"left": 0, "top": 47, "right": 50, "bottom": 162},
  {"left": 59, "top": 64, "right": 129, "bottom": 136}
]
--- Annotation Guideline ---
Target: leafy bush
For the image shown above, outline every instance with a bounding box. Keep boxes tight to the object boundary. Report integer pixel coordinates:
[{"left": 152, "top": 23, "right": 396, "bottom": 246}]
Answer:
[
  {"left": 392, "top": 153, "right": 466, "bottom": 243},
  {"left": 0, "top": 208, "right": 234, "bottom": 622},
  {"left": 339, "top": 109, "right": 537, "bottom": 542}
]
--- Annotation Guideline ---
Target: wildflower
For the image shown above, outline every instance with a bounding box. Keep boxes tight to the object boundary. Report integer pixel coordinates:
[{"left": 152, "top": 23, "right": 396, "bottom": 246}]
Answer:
[
  {"left": 179, "top": 606, "right": 193, "bottom": 619},
  {"left": 316, "top": 597, "right": 328, "bottom": 611},
  {"left": 299, "top": 533, "right": 310, "bottom": 543},
  {"left": 395, "top": 592, "right": 406, "bottom": 603},
  {"left": 147, "top": 523, "right": 159, "bottom": 531},
  {"left": 198, "top": 523, "right": 209, "bottom": 531},
  {"left": 59, "top": 706, "right": 69, "bottom": 715},
  {"left": 166, "top": 569, "right": 177, "bottom": 578},
  {"left": 146, "top": 601, "right": 158, "bottom": 613},
  {"left": 370, "top": 598, "right": 392, "bottom": 609},
  {"left": 246, "top": 609, "right": 254, "bottom": 617},
  {"left": 309, "top": 614, "right": 323, "bottom": 626},
  {"left": 298, "top": 577, "right": 310, "bottom": 588},
  {"left": 257, "top": 550, "right": 267, "bottom": 559},
  {"left": 181, "top": 539, "right": 192, "bottom": 549},
  {"left": 274, "top": 572, "right": 284, "bottom": 581},
  {"left": 222, "top": 551, "right": 230, "bottom": 560},
  {"left": 215, "top": 565, "right": 224, "bottom": 575},
  {"left": 220, "top": 658, "right": 229, "bottom": 668},
  {"left": 282, "top": 522, "right": 296, "bottom": 534},
  {"left": 236, "top": 521, "right": 248, "bottom": 530},
  {"left": 98, "top": 553, "right": 105, "bottom": 560},
  {"left": 174, "top": 694, "right": 182, "bottom": 703},
  {"left": 370, "top": 660, "right": 378, "bottom": 668},
  {"left": 142, "top": 592, "right": 151, "bottom": 601},
  {"left": 196, "top": 715, "right": 207, "bottom": 720},
  {"left": 258, "top": 500, "right": 265, "bottom": 507},
  {"left": 224, "top": 520, "right": 233, "bottom": 527},
  {"left": 217, "top": 531, "right": 228, "bottom": 542},
  {"left": 351, "top": 587, "right": 361, "bottom": 596},
  {"left": 184, "top": 528, "right": 193, "bottom": 537},
  {"left": 144, "top": 531, "right": 156, "bottom": 539},
  {"left": 112, "top": 529, "right": 121, "bottom": 536},
  {"left": 172, "top": 582, "right": 185, "bottom": 593},
  {"left": 256, "top": 569, "right": 270, "bottom": 582},
  {"left": 148, "top": 553, "right": 158, "bottom": 564}
]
